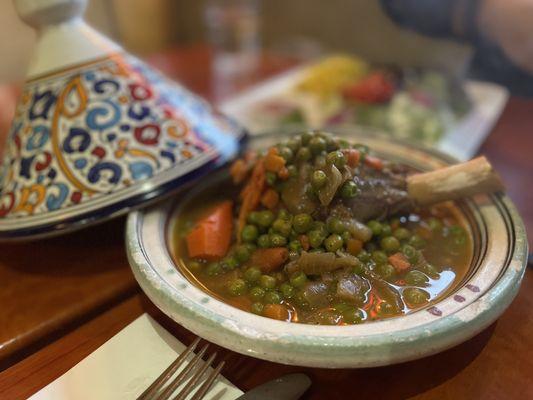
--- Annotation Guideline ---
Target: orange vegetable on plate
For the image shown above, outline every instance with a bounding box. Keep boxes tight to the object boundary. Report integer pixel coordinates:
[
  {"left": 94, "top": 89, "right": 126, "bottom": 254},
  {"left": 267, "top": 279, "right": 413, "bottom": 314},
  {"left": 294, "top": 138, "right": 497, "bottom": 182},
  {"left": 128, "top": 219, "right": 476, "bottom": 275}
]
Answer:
[{"left": 186, "top": 201, "right": 233, "bottom": 261}]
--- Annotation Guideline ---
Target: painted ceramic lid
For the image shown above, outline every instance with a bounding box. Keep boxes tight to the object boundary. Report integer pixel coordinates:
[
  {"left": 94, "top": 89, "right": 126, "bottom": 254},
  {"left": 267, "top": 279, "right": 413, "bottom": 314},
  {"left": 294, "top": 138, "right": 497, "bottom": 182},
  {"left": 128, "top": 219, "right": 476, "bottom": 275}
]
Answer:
[{"left": 0, "top": 0, "right": 245, "bottom": 240}]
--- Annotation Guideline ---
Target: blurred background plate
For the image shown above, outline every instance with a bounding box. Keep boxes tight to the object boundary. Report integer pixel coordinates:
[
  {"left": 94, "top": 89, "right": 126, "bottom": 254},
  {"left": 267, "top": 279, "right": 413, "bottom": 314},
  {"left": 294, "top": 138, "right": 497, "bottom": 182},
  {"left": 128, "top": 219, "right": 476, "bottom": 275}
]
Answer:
[{"left": 219, "top": 60, "right": 509, "bottom": 160}]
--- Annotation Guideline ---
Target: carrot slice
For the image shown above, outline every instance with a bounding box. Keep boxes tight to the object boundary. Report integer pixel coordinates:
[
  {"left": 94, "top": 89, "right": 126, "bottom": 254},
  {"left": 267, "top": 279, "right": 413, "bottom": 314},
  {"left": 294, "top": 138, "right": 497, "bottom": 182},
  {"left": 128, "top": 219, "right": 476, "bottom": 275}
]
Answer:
[
  {"left": 364, "top": 155, "right": 384, "bottom": 170},
  {"left": 264, "top": 148, "right": 286, "bottom": 173},
  {"left": 343, "top": 149, "right": 361, "bottom": 168},
  {"left": 249, "top": 248, "right": 289, "bottom": 273},
  {"left": 299, "top": 235, "right": 310, "bottom": 251},
  {"left": 261, "top": 188, "right": 279, "bottom": 209},
  {"left": 263, "top": 304, "right": 290, "bottom": 321},
  {"left": 388, "top": 252, "right": 411, "bottom": 273},
  {"left": 346, "top": 238, "right": 363, "bottom": 256},
  {"left": 237, "top": 159, "right": 266, "bottom": 242},
  {"left": 186, "top": 201, "right": 233, "bottom": 261},
  {"left": 229, "top": 159, "right": 249, "bottom": 184}
]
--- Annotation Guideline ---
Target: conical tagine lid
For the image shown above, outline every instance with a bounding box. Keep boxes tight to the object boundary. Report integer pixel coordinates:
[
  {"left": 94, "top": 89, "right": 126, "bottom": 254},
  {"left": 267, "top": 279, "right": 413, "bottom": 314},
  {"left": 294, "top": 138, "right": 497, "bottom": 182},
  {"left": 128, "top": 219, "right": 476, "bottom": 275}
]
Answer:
[{"left": 0, "top": 0, "right": 246, "bottom": 240}]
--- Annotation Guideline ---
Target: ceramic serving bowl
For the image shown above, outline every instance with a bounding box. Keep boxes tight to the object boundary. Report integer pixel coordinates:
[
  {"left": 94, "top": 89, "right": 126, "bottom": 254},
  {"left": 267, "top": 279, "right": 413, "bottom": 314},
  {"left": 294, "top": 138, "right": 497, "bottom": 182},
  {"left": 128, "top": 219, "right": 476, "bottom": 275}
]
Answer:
[{"left": 126, "top": 130, "right": 528, "bottom": 368}]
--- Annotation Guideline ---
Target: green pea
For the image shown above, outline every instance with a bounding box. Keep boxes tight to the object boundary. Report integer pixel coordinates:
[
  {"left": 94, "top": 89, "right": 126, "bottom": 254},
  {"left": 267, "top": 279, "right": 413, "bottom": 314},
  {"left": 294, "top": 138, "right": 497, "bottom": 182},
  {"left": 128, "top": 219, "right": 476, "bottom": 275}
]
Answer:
[
  {"left": 371, "top": 250, "right": 388, "bottom": 265},
  {"left": 314, "top": 155, "right": 327, "bottom": 169},
  {"left": 277, "top": 209, "right": 291, "bottom": 220},
  {"left": 380, "top": 236, "right": 400, "bottom": 253},
  {"left": 257, "top": 234, "right": 270, "bottom": 248},
  {"left": 292, "top": 213, "right": 312, "bottom": 233},
  {"left": 428, "top": 217, "right": 443, "bottom": 232},
  {"left": 206, "top": 262, "right": 221, "bottom": 276},
  {"left": 326, "top": 217, "right": 345, "bottom": 234},
  {"left": 257, "top": 210, "right": 275, "bottom": 228},
  {"left": 324, "top": 234, "right": 343, "bottom": 252},
  {"left": 300, "top": 131, "right": 312, "bottom": 145},
  {"left": 309, "top": 137, "right": 327, "bottom": 155},
  {"left": 311, "top": 170, "right": 327, "bottom": 189},
  {"left": 247, "top": 211, "right": 260, "bottom": 224},
  {"left": 367, "top": 220, "right": 382, "bottom": 236},
  {"left": 221, "top": 256, "right": 239, "bottom": 270},
  {"left": 338, "top": 139, "right": 350, "bottom": 149},
  {"left": 244, "top": 266, "right": 262, "bottom": 283},
  {"left": 405, "top": 270, "right": 429, "bottom": 286},
  {"left": 340, "top": 180, "right": 358, "bottom": 198},
  {"left": 189, "top": 260, "right": 202, "bottom": 271},
  {"left": 286, "top": 138, "right": 301, "bottom": 152},
  {"left": 308, "top": 230, "right": 325, "bottom": 249},
  {"left": 357, "top": 250, "right": 371, "bottom": 263},
  {"left": 273, "top": 219, "right": 292, "bottom": 237},
  {"left": 250, "top": 286, "right": 265, "bottom": 301},
  {"left": 378, "top": 301, "right": 395, "bottom": 315},
  {"left": 289, "top": 240, "right": 302, "bottom": 252},
  {"left": 380, "top": 224, "right": 392, "bottom": 237},
  {"left": 280, "top": 282, "right": 295, "bottom": 298},
  {"left": 325, "top": 136, "right": 338, "bottom": 151},
  {"left": 235, "top": 245, "right": 251, "bottom": 263},
  {"left": 309, "top": 247, "right": 324, "bottom": 253},
  {"left": 418, "top": 263, "right": 439, "bottom": 279},
  {"left": 279, "top": 147, "right": 293, "bottom": 162},
  {"left": 287, "top": 165, "right": 297, "bottom": 177},
  {"left": 228, "top": 278, "right": 247, "bottom": 296},
  {"left": 296, "top": 147, "right": 312, "bottom": 162},
  {"left": 326, "top": 150, "right": 346, "bottom": 168},
  {"left": 311, "top": 221, "right": 328, "bottom": 235},
  {"left": 393, "top": 227, "right": 411, "bottom": 241},
  {"left": 265, "top": 171, "right": 277, "bottom": 186},
  {"left": 401, "top": 244, "right": 419, "bottom": 263},
  {"left": 409, "top": 234, "right": 426, "bottom": 249},
  {"left": 241, "top": 225, "right": 259, "bottom": 242},
  {"left": 264, "top": 291, "right": 282, "bottom": 304},
  {"left": 403, "top": 287, "right": 430, "bottom": 305},
  {"left": 376, "top": 263, "right": 396, "bottom": 280},
  {"left": 251, "top": 302, "right": 264, "bottom": 315},
  {"left": 342, "top": 308, "right": 364, "bottom": 324},
  {"left": 290, "top": 271, "right": 308, "bottom": 288},
  {"left": 260, "top": 275, "right": 277, "bottom": 290},
  {"left": 341, "top": 231, "right": 351, "bottom": 243},
  {"left": 269, "top": 233, "right": 287, "bottom": 247}
]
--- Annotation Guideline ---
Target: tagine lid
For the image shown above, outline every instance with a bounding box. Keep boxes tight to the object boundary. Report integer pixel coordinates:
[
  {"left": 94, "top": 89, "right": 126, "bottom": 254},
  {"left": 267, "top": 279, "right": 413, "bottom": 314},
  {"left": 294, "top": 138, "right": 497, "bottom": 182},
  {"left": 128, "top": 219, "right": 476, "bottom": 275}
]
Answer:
[{"left": 0, "top": 0, "right": 246, "bottom": 241}]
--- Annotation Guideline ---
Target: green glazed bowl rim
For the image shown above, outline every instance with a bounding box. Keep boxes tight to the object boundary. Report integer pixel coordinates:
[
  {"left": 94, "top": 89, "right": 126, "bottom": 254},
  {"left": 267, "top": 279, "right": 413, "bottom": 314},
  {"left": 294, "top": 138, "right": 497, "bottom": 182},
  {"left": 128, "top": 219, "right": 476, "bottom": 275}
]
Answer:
[{"left": 126, "top": 130, "right": 528, "bottom": 368}]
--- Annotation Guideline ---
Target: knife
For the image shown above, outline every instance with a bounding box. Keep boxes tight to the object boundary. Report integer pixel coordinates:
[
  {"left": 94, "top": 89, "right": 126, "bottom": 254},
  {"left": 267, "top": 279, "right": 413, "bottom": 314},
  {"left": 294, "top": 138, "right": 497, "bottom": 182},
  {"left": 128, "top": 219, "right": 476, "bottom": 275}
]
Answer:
[{"left": 235, "top": 373, "right": 311, "bottom": 400}]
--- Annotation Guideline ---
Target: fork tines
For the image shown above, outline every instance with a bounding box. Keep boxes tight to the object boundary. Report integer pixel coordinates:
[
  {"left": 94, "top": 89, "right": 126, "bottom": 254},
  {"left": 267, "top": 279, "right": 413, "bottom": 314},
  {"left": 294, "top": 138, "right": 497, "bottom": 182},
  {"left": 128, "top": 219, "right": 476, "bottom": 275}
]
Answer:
[{"left": 137, "top": 337, "right": 225, "bottom": 400}]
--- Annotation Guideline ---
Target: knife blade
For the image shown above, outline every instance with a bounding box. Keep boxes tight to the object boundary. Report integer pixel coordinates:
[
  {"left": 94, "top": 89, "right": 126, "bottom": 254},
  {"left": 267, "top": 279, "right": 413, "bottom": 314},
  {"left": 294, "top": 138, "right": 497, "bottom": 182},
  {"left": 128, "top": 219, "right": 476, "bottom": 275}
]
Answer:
[{"left": 235, "top": 373, "right": 311, "bottom": 400}]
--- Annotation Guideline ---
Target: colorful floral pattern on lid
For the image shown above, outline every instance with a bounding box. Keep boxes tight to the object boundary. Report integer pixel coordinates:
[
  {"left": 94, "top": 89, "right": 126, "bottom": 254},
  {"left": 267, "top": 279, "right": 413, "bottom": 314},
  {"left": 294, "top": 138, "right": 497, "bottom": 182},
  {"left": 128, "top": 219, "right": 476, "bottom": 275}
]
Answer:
[{"left": 0, "top": 54, "right": 244, "bottom": 239}]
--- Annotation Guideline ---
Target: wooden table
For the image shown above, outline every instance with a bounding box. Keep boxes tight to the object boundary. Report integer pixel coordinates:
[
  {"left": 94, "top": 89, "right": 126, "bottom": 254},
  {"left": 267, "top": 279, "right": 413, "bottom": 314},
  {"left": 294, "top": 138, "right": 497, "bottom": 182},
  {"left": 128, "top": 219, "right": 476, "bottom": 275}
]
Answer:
[{"left": 0, "top": 45, "right": 532, "bottom": 399}]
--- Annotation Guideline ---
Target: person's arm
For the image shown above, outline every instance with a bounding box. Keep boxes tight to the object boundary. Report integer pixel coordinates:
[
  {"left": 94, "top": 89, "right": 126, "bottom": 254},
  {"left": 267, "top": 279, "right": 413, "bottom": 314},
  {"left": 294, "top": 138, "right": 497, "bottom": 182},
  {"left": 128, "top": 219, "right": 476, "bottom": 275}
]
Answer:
[{"left": 379, "top": 0, "right": 480, "bottom": 41}]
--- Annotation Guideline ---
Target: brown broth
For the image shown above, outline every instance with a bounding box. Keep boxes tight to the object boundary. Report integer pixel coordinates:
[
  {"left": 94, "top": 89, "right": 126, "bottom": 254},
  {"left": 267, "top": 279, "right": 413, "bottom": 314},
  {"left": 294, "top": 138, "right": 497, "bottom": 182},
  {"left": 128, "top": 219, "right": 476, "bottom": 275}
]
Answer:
[{"left": 169, "top": 183, "right": 473, "bottom": 325}]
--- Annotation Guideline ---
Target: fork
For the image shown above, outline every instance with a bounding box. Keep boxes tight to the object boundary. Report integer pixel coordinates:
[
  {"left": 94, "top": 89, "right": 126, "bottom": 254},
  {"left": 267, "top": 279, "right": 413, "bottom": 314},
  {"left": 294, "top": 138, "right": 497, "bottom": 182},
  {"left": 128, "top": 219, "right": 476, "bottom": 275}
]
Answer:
[{"left": 137, "top": 337, "right": 225, "bottom": 400}]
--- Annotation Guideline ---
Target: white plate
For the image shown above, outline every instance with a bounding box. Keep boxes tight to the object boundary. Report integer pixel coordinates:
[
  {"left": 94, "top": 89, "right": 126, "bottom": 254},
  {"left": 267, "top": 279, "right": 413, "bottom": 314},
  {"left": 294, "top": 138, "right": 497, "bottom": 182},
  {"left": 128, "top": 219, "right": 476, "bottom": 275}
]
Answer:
[{"left": 219, "top": 65, "right": 509, "bottom": 161}]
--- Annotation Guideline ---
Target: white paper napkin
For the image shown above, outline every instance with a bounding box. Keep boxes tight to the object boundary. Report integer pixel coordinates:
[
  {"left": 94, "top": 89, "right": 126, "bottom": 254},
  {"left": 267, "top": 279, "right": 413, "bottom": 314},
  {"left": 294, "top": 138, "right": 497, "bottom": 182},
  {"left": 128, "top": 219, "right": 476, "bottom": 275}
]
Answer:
[{"left": 29, "top": 314, "right": 243, "bottom": 400}]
